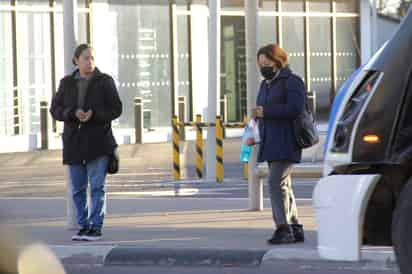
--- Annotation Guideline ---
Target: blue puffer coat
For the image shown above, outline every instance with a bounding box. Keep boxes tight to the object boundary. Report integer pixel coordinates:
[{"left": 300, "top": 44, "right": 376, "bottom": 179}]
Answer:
[{"left": 256, "top": 68, "right": 305, "bottom": 163}]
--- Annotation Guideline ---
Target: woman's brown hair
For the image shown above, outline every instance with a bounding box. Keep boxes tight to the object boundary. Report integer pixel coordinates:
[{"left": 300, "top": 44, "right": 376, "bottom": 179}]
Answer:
[{"left": 256, "top": 43, "right": 289, "bottom": 69}]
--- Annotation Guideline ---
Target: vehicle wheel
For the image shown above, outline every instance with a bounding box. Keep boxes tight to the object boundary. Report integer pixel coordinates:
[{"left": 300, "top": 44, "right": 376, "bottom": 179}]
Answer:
[{"left": 392, "top": 179, "right": 412, "bottom": 274}]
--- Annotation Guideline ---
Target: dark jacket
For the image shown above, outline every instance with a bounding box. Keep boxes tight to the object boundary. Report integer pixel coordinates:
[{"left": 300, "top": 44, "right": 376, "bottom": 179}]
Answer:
[
  {"left": 50, "top": 68, "right": 122, "bottom": 165},
  {"left": 256, "top": 68, "right": 305, "bottom": 163}
]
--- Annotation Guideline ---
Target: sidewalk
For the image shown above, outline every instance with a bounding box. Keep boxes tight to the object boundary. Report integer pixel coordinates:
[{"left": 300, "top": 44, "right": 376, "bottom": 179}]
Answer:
[
  {"left": 1, "top": 197, "right": 396, "bottom": 270},
  {"left": 0, "top": 128, "right": 397, "bottom": 270}
]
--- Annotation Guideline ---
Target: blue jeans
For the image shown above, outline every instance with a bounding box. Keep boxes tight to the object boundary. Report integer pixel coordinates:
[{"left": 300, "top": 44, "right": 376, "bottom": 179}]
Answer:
[{"left": 68, "top": 156, "right": 108, "bottom": 230}]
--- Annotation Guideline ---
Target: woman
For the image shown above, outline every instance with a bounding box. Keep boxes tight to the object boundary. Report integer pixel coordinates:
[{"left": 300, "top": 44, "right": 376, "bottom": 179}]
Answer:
[
  {"left": 252, "top": 43, "right": 305, "bottom": 245},
  {"left": 50, "top": 44, "right": 122, "bottom": 241}
]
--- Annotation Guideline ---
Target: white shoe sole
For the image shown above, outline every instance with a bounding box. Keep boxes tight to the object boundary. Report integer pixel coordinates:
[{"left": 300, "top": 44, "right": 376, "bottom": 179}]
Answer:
[
  {"left": 71, "top": 235, "right": 86, "bottom": 241},
  {"left": 82, "top": 236, "right": 102, "bottom": 241}
]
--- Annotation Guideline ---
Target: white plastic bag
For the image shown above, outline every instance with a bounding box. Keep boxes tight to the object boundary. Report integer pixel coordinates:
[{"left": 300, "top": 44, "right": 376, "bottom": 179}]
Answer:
[
  {"left": 240, "top": 119, "right": 260, "bottom": 163},
  {"left": 242, "top": 118, "right": 260, "bottom": 146}
]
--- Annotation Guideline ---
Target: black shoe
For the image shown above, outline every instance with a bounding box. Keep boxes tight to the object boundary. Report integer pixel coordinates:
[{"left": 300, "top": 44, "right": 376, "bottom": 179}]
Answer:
[
  {"left": 71, "top": 227, "right": 89, "bottom": 241},
  {"left": 291, "top": 224, "right": 305, "bottom": 243},
  {"left": 83, "top": 228, "right": 102, "bottom": 241},
  {"left": 267, "top": 225, "right": 296, "bottom": 245}
]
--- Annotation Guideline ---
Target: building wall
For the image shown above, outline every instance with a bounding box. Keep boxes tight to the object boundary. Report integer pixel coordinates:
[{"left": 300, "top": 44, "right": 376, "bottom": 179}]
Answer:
[{"left": 0, "top": 0, "right": 361, "bottom": 152}]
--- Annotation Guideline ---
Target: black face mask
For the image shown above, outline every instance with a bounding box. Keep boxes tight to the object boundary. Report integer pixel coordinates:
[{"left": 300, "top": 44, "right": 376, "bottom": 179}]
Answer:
[{"left": 260, "top": 66, "right": 277, "bottom": 80}]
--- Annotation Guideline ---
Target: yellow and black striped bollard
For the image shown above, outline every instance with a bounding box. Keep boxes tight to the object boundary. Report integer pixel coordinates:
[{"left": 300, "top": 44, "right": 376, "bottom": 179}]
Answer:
[
  {"left": 195, "top": 115, "right": 203, "bottom": 179},
  {"left": 216, "top": 116, "right": 224, "bottom": 183},
  {"left": 172, "top": 115, "right": 181, "bottom": 180}
]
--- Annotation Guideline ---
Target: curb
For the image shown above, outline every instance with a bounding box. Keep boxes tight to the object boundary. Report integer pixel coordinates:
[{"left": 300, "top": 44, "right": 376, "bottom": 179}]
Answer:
[
  {"left": 104, "top": 247, "right": 266, "bottom": 267},
  {"left": 50, "top": 245, "right": 114, "bottom": 265},
  {"left": 50, "top": 244, "right": 397, "bottom": 271},
  {"left": 262, "top": 246, "right": 397, "bottom": 271}
]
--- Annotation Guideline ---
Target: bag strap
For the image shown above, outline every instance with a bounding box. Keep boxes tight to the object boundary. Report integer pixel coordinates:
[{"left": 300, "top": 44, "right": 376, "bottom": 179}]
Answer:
[{"left": 283, "top": 74, "right": 312, "bottom": 114}]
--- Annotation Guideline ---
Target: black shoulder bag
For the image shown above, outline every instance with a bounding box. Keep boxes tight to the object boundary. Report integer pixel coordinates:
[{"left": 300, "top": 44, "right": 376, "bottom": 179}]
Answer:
[
  {"left": 284, "top": 77, "right": 319, "bottom": 149},
  {"left": 107, "top": 147, "right": 119, "bottom": 174},
  {"left": 293, "top": 100, "right": 319, "bottom": 149}
]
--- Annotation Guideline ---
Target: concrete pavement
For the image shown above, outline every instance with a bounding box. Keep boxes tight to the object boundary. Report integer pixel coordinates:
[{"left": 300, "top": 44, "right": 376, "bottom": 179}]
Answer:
[
  {"left": 0, "top": 130, "right": 398, "bottom": 271},
  {"left": 0, "top": 197, "right": 397, "bottom": 271}
]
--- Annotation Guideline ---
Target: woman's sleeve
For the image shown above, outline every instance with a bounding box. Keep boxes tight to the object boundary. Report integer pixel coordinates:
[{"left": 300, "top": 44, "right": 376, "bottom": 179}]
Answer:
[
  {"left": 91, "top": 76, "right": 123, "bottom": 123},
  {"left": 262, "top": 76, "right": 305, "bottom": 120},
  {"left": 49, "top": 79, "right": 77, "bottom": 122}
]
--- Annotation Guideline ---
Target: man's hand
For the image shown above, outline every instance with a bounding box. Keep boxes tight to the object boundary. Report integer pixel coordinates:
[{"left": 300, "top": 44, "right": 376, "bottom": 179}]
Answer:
[{"left": 251, "top": 106, "right": 264, "bottom": 118}]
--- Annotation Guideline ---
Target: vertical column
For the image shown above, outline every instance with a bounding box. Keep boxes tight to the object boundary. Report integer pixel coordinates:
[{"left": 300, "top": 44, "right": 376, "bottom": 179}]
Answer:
[
  {"left": 245, "top": 0, "right": 262, "bottom": 211},
  {"left": 11, "top": 0, "right": 20, "bottom": 135},
  {"left": 276, "top": 0, "right": 282, "bottom": 46},
  {"left": 63, "top": 0, "right": 78, "bottom": 230},
  {"left": 206, "top": 0, "right": 220, "bottom": 180},
  {"left": 85, "top": 0, "right": 92, "bottom": 44},
  {"left": 63, "top": 0, "right": 78, "bottom": 75},
  {"left": 303, "top": 0, "right": 311, "bottom": 92},
  {"left": 330, "top": 0, "right": 337, "bottom": 103},
  {"left": 371, "top": 0, "right": 378, "bottom": 54},
  {"left": 169, "top": 0, "right": 179, "bottom": 116},
  {"left": 360, "top": 0, "right": 372, "bottom": 64},
  {"left": 49, "top": 0, "right": 57, "bottom": 132},
  {"left": 187, "top": 0, "right": 194, "bottom": 121}
]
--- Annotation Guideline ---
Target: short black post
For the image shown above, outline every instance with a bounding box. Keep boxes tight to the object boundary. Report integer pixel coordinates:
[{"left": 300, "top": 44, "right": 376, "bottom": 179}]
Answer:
[
  {"left": 178, "top": 96, "right": 186, "bottom": 141},
  {"left": 134, "top": 97, "right": 143, "bottom": 144},
  {"left": 40, "top": 101, "right": 48, "bottom": 149}
]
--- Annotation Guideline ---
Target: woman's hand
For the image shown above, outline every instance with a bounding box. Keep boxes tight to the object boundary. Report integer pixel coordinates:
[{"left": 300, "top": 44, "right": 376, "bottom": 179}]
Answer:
[
  {"left": 75, "top": 109, "right": 93, "bottom": 122},
  {"left": 251, "top": 106, "right": 264, "bottom": 118}
]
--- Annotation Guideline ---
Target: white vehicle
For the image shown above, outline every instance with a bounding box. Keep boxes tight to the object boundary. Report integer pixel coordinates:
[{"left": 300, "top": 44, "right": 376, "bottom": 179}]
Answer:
[{"left": 313, "top": 7, "right": 412, "bottom": 274}]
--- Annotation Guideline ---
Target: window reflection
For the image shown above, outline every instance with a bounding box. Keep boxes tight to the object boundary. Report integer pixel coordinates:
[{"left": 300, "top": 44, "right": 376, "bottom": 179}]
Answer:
[{"left": 378, "top": 0, "right": 411, "bottom": 19}]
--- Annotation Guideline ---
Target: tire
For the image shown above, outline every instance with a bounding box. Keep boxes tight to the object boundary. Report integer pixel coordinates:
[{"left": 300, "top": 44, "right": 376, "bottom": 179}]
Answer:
[{"left": 392, "top": 179, "right": 412, "bottom": 274}]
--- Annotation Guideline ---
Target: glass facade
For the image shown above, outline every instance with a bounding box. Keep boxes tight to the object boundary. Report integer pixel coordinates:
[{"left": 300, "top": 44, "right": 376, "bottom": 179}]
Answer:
[
  {"left": 0, "top": 11, "right": 13, "bottom": 136},
  {"left": 282, "top": 16, "right": 306, "bottom": 80},
  {"left": 336, "top": 18, "right": 359, "bottom": 90},
  {"left": 309, "top": 17, "right": 332, "bottom": 111},
  {"left": 0, "top": 0, "right": 361, "bottom": 138},
  {"left": 336, "top": 0, "right": 358, "bottom": 12},
  {"left": 309, "top": 0, "right": 330, "bottom": 12},
  {"left": 17, "top": 9, "right": 51, "bottom": 134},
  {"left": 282, "top": 0, "right": 304, "bottom": 11},
  {"left": 221, "top": 16, "right": 246, "bottom": 122}
]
